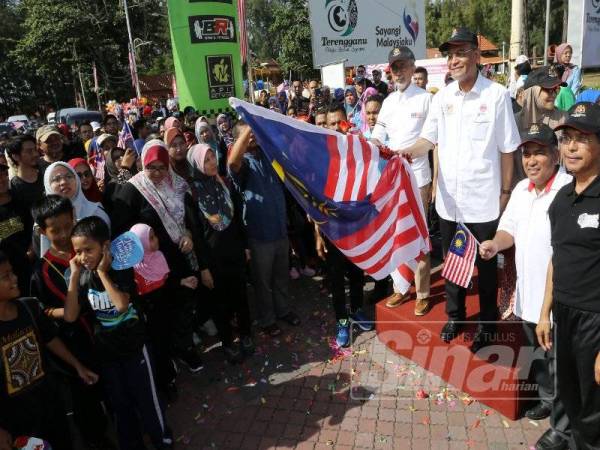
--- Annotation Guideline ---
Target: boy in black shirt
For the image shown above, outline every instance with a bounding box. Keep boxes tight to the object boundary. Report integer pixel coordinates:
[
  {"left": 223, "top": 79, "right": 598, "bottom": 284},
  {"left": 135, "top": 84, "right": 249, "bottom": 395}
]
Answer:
[
  {"left": 65, "top": 217, "right": 172, "bottom": 450},
  {"left": 0, "top": 251, "right": 98, "bottom": 450},
  {"left": 30, "top": 196, "right": 109, "bottom": 446}
]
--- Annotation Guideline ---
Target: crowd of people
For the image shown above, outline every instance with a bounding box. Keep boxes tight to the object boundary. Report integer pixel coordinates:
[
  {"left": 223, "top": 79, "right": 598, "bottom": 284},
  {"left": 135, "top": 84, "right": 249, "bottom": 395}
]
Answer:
[{"left": 0, "top": 25, "right": 599, "bottom": 450}]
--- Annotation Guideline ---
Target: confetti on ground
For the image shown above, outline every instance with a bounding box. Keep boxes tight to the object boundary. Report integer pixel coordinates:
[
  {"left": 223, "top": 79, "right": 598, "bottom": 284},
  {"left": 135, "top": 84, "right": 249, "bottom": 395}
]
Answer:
[
  {"left": 421, "top": 416, "right": 431, "bottom": 425},
  {"left": 528, "top": 420, "right": 539, "bottom": 427},
  {"left": 502, "top": 419, "right": 510, "bottom": 428},
  {"left": 471, "top": 419, "right": 481, "bottom": 429},
  {"left": 260, "top": 397, "right": 266, "bottom": 404},
  {"left": 415, "top": 389, "right": 429, "bottom": 399}
]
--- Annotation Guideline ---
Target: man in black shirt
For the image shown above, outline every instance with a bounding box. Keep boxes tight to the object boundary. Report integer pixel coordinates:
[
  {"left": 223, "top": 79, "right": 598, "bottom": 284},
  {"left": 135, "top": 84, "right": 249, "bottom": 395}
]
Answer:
[
  {"left": 537, "top": 102, "right": 600, "bottom": 450},
  {"left": 371, "top": 69, "right": 388, "bottom": 98},
  {"left": 6, "top": 135, "right": 44, "bottom": 233},
  {"left": 36, "top": 125, "right": 65, "bottom": 175}
]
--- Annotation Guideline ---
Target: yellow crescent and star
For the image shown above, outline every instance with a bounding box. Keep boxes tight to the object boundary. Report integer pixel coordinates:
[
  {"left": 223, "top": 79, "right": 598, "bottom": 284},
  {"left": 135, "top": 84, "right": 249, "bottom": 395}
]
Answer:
[{"left": 271, "top": 159, "right": 338, "bottom": 225}]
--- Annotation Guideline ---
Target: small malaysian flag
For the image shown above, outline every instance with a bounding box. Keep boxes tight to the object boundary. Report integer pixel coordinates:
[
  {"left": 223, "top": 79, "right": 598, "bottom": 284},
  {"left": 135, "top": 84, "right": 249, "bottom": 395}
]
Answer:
[
  {"left": 118, "top": 120, "right": 135, "bottom": 150},
  {"left": 441, "top": 223, "right": 477, "bottom": 288}
]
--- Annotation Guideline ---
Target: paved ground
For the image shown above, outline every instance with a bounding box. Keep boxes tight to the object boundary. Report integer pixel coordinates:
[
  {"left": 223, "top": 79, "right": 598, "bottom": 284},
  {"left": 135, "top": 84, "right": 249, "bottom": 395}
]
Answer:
[{"left": 167, "top": 274, "right": 549, "bottom": 450}]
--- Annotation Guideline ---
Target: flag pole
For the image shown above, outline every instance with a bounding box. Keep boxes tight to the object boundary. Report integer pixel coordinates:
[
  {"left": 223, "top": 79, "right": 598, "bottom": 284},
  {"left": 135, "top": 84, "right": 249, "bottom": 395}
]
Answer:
[{"left": 459, "top": 222, "right": 481, "bottom": 247}]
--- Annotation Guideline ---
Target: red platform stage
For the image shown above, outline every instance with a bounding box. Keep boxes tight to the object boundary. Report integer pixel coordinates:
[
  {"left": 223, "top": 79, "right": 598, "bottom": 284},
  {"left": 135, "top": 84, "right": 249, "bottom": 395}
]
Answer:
[{"left": 376, "top": 270, "right": 537, "bottom": 420}]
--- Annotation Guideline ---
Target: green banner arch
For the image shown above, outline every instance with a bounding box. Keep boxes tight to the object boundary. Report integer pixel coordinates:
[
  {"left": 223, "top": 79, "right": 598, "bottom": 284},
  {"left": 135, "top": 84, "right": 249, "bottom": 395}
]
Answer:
[{"left": 167, "top": 0, "right": 244, "bottom": 118}]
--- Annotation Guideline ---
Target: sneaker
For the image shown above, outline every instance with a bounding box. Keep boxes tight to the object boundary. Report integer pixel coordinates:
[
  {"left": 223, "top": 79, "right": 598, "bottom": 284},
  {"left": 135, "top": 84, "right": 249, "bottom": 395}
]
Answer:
[
  {"left": 385, "top": 292, "right": 411, "bottom": 308},
  {"left": 290, "top": 267, "right": 300, "bottom": 279},
  {"left": 241, "top": 335, "right": 255, "bottom": 355},
  {"left": 200, "top": 319, "right": 218, "bottom": 337},
  {"left": 335, "top": 319, "right": 350, "bottom": 347},
  {"left": 177, "top": 348, "right": 204, "bottom": 373},
  {"left": 223, "top": 344, "right": 244, "bottom": 364},
  {"left": 300, "top": 266, "right": 316, "bottom": 277},
  {"left": 350, "top": 309, "right": 374, "bottom": 331},
  {"left": 414, "top": 298, "right": 431, "bottom": 316}
]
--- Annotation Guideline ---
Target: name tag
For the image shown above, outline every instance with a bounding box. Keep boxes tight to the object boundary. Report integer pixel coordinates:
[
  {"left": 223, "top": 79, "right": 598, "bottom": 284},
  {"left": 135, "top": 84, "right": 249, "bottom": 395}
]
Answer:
[
  {"left": 410, "top": 112, "right": 424, "bottom": 119},
  {"left": 577, "top": 213, "right": 599, "bottom": 229}
]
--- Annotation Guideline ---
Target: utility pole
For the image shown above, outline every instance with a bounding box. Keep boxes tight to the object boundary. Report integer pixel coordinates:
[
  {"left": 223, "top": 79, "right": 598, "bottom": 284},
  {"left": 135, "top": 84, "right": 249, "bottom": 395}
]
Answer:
[
  {"left": 509, "top": 0, "right": 524, "bottom": 63},
  {"left": 123, "top": 0, "right": 142, "bottom": 99},
  {"left": 544, "top": 0, "right": 551, "bottom": 64},
  {"left": 73, "top": 43, "right": 88, "bottom": 109}
]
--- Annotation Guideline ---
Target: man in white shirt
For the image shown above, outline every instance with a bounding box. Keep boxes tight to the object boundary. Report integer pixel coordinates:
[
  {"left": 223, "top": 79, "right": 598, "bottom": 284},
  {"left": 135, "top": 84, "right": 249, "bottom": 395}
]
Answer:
[
  {"left": 479, "top": 123, "right": 571, "bottom": 450},
  {"left": 371, "top": 46, "right": 433, "bottom": 316},
  {"left": 398, "top": 27, "right": 521, "bottom": 352}
]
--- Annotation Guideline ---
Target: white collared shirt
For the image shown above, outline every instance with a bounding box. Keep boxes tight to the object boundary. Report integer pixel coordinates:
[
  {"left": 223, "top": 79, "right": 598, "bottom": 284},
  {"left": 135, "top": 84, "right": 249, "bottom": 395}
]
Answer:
[
  {"left": 371, "top": 83, "right": 432, "bottom": 188},
  {"left": 497, "top": 169, "right": 572, "bottom": 323},
  {"left": 421, "top": 75, "right": 521, "bottom": 222}
]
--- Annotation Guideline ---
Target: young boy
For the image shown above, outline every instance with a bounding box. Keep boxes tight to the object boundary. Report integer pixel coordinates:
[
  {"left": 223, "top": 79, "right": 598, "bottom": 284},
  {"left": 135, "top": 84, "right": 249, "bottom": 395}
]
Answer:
[
  {"left": 30, "top": 195, "right": 109, "bottom": 447},
  {"left": 0, "top": 251, "right": 98, "bottom": 450},
  {"left": 64, "top": 216, "right": 172, "bottom": 450}
]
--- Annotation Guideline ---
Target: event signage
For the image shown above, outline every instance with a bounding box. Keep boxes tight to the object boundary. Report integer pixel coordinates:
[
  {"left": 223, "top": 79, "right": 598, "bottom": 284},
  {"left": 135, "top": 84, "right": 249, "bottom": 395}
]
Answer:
[
  {"left": 567, "top": 0, "right": 600, "bottom": 68},
  {"left": 167, "top": 0, "right": 244, "bottom": 117},
  {"left": 307, "top": 0, "right": 426, "bottom": 67}
]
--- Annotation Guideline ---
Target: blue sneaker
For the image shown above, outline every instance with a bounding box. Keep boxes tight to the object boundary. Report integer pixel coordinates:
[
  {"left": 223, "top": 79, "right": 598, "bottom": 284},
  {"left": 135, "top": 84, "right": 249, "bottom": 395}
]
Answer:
[
  {"left": 335, "top": 319, "right": 350, "bottom": 347},
  {"left": 350, "top": 309, "right": 374, "bottom": 331}
]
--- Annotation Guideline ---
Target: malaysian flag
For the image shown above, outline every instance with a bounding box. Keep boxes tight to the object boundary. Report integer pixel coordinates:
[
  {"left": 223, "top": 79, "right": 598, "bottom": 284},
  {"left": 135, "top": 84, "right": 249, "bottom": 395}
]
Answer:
[
  {"left": 441, "top": 223, "right": 477, "bottom": 288},
  {"left": 230, "top": 98, "right": 430, "bottom": 291},
  {"left": 118, "top": 120, "right": 135, "bottom": 150},
  {"left": 237, "top": 0, "right": 248, "bottom": 64}
]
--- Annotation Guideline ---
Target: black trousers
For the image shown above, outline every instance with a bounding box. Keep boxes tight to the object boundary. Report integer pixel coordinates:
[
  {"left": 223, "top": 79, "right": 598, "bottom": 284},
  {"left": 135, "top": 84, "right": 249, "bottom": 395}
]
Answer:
[
  {"left": 521, "top": 320, "right": 570, "bottom": 437},
  {"left": 555, "top": 302, "right": 600, "bottom": 449},
  {"left": 210, "top": 266, "right": 252, "bottom": 347},
  {"left": 326, "top": 241, "right": 364, "bottom": 321},
  {"left": 439, "top": 218, "right": 498, "bottom": 323},
  {"left": 101, "top": 345, "right": 169, "bottom": 450}
]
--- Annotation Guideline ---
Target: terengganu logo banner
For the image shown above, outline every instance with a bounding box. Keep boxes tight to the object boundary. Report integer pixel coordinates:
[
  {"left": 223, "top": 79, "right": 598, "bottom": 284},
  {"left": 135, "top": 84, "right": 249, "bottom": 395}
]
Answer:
[{"left": 308, "top": 0, "right": 426, "bottom": 67}]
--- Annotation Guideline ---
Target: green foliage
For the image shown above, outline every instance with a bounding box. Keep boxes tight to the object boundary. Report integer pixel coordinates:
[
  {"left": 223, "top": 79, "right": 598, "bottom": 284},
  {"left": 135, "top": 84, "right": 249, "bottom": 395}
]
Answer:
[
  {"left": 2, "top": 0, "right": 171, "bottom": 115},
  {"left": 268, "top": 0, "right": 316, "bottom": 78}
]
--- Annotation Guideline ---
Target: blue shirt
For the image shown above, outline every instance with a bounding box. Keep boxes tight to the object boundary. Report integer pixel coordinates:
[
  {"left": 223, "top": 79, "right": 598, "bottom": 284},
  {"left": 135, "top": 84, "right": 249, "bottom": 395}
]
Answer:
[{"left": 232, "top": 150, "right": 287, "bottom": 242}]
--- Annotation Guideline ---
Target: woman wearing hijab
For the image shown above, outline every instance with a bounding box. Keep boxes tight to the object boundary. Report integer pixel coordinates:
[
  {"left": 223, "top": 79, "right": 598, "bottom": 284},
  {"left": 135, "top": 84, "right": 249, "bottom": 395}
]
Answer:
[
  {"left": 164, "top": 116, "right": 181, "bottom": 131},
  {"left": 276, "top": 91, "right": 288, "bottom": 116},
  {"left": 44, "top": 162, "right": 109, "bottom": 225},
  {"left": 112, "top": 139, "right": 210, "bottom": 372},
  {"left": 165, "top": 127, "right": 193, "bottom": 185},
  {"left": 554, "top": 43, "right": 582, "bottom": 96},
  {"left": 188, "top": 143, "right": 253, "bottom": 364},
  {"left": 103, "top": 146, "right": 138, "bottom": 214},
  {"left": 68, "top": 158, "right": 102, "bottom": 202},
  {"left": 344, "top": 86, "right": 359, "bottom": 122},
  {"left": 216, "top": 114, "right": 234, "bottom": 147},
  {"left": 358, "top": 87, "right": 380, "bottom": 134},
  {"left": 195, "top": 120, "right": 227, "bottom": 177}
]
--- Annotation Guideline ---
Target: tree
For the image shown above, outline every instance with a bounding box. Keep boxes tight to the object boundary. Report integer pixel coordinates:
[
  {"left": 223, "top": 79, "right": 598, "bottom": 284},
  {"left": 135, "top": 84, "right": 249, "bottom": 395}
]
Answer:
[{"left": 269, "top": 0, "right": 316, "bottom": 78}]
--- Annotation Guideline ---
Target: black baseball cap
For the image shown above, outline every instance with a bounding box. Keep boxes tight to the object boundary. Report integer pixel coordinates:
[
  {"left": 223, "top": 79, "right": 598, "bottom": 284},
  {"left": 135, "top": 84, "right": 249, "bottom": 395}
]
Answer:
[
  {"left": 388, "top": 46, "right": 415, "bottom": 65},
  {"left": 554, "top": 102, "right": 600, "bottom": 135},
  {"left": 519, "top": 123, "right": 557, "bottom": 148},
  {"left": 523, "top": 66, "right": 566, "bottom": 90},
  {"left": 439, "top": 27, "right": 478, "bottom": 52}
]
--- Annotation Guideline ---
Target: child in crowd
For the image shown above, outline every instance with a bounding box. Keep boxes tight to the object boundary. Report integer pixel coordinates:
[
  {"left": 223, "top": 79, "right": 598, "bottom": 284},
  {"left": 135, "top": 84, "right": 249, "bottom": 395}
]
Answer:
[
  {"left": 0, "top": 251, "right": 98, "bottom": 450},
  {"left": 64, "top": 216, "right": 172, "bottom": 450},
  {"left": 130, "top": 223, "right": 197, "bottom": 399},
  {"left": 29, "top": 195, "right": 109, "bottom": 447}
]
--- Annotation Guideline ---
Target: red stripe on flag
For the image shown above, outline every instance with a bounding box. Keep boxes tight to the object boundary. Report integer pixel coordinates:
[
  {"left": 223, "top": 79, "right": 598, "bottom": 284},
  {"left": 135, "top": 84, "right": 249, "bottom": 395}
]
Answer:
[
  {"left": 357, "top": 137, "right": 371, "bottom": 200},
  {"left": 398, "top": 262, "right": 414, "bottom": 281},
  {"left": 343, "top": 137, "right": 356, "bottom": 201},
  {"left": 359, "top": 226, "right": 421, "bottom": 274},
  {"left": 324, "top": 135, "right": 341, "bottom": 198},
  {"left": 400, "top": 161, "right": 429, "bottom": 244}
]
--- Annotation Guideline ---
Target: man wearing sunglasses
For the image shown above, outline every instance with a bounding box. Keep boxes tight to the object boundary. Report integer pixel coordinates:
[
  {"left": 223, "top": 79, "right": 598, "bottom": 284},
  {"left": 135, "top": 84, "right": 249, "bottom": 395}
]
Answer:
[{"left": 398, "top": 27, "right": 521, "bottom": 352}]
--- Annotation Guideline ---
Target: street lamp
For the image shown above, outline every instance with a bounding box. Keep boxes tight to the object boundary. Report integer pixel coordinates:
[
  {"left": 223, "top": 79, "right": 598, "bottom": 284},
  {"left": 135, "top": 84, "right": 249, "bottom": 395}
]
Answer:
[{"left": 123, "top": 0, "right": 142, "bottom": 99}]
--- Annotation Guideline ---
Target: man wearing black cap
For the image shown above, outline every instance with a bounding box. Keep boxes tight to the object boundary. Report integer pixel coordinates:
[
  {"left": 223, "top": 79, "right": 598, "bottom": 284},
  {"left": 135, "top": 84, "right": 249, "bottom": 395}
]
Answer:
[
  {"left": 480, "top": 123, "right": 571, "bottom": 449},
  {"left": 537, "top": 102, "right": 600, "bottom": 450},
  {"left": 371, "top": 46, "right": 433, "bottom": 316},
  {"left": 396, "top": 27, "right": 521, "bottom": 351}
]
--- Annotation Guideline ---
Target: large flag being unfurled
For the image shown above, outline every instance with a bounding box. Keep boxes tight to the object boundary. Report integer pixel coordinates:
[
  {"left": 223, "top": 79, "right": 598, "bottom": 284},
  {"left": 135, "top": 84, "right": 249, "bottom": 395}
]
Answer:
[
  {"left": 230, "top": 98, "right": 430, "bottom": 291},
  {"left": 441, "top": 223, "right": 477, "bottom": 288}
]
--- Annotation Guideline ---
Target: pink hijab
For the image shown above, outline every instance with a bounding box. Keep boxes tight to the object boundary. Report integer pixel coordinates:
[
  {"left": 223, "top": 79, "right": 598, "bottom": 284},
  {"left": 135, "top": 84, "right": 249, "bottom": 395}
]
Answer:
[
  {"left": 130, "top": 223, "right": 170, "bottom": 282},
  {"left": 360, "top": 87, "right": 380, "bottom": 133},
  {"left": 554, "top": 43, "right": 573, "bottom": 82},
  {"left": 164, "top": 117, "right": 180, "bottom": 131}
]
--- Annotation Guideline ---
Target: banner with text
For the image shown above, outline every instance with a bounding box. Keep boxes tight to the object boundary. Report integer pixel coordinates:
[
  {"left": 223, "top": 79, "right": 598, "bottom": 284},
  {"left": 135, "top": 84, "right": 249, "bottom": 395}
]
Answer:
[
  {"left": 167, "top": 0, "right": 244, "bottom": 117},
  {"left": 567, "top": 0, "right": 600, "bottom": 68},
  {"left": 307, "top": 0, "right": 425, "bottom": 68}
]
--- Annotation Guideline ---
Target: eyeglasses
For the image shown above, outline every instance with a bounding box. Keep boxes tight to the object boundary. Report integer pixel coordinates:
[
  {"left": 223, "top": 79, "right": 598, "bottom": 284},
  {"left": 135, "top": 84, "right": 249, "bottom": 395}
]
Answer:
[
  {"left": 145, "top": 165, "right": 168, "bottom": 173},
  {"left": 443, "top": 48, "right": 476, "bottom": 60},
  {"left": 558, "top": 134, "right": 594, "bottom": 146},
  {"left": 50, "top": 173, "right": 75, "bottom": 184},
  {"left": 76, "top": 170, "right": 92, "bottom": 179}
]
